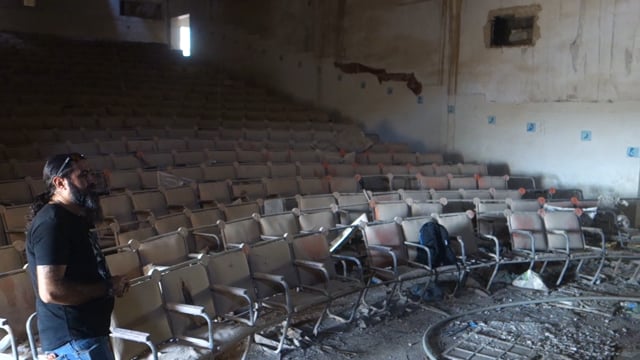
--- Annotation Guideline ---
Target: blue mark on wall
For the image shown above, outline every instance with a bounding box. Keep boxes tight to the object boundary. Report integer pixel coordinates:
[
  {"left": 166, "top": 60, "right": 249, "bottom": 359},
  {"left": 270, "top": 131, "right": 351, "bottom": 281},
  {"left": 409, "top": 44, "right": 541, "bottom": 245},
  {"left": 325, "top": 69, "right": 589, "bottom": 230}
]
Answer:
[
  {"left": 581, "top": 130, "right": 592, "bottom": 141},
  {"left": 488, "top": 116, "right": 496, "bottom": 125},
  {"left": 526, "top": 122, "right": 537, "bottom": 133},
  {"left": 627, "top": 147, "right": 639, "bottom": 158}
]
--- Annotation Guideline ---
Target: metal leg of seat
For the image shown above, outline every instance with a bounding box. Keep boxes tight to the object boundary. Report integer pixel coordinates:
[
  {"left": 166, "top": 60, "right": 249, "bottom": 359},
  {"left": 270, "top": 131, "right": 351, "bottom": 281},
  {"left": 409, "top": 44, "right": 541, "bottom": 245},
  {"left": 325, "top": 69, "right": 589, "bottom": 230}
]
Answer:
[
  {"left": 631, "top": 261, "right": 640, "bottom": 281},
  {"left": 312, "top": 303, "right": 330, "bottom": 336},
  {"left": 327, "top": 289, "right": 365, "bottom": 323},
  {"left": 361, "top": 276, "right": 400, "bottom": 312},
  {"left": 556, "top": 259, "right": 572, "bottom": 286},
  {"left": 539, "top": 260, "right": 548, "bottom": 274},
  {"left": 589, "top": 256, "right": 606, "bottom": 285},
  {"left": 485, "top": 264, "right": 500, "bottom": 291}
]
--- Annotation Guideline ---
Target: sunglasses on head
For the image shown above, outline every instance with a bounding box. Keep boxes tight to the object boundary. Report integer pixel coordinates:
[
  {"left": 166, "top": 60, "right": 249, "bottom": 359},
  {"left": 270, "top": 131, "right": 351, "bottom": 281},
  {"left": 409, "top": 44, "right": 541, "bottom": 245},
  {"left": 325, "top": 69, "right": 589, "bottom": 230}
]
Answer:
[{"left": 54, "top": 153, "right": 86, "bottom": 178}]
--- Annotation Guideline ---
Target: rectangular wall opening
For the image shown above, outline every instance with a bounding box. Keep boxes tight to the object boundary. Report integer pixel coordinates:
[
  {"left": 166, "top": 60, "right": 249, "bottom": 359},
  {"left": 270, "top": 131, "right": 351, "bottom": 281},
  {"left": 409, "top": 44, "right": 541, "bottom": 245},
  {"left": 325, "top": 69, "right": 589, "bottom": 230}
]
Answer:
[
  {"left": 170, "top": 14, "right": 190, "bottom": 57},
  {"left": 485, "top": 5, "right": 541, "bottom": 48}
]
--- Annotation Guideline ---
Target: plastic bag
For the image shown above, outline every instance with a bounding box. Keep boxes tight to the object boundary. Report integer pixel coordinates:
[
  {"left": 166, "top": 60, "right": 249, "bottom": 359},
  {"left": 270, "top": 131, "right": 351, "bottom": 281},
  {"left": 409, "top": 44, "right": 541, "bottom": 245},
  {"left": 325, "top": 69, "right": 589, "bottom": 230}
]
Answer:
[{"left": 512, "top": 269, "right": 548, "bottom": 291}]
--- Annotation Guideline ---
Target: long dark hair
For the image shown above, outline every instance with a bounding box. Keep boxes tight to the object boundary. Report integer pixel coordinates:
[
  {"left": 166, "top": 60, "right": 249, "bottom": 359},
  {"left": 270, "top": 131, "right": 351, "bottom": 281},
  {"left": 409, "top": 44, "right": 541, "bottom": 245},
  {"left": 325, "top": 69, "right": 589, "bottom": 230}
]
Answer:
[{"left": 27, "top": 153, "right": 85, "bottom": 228}]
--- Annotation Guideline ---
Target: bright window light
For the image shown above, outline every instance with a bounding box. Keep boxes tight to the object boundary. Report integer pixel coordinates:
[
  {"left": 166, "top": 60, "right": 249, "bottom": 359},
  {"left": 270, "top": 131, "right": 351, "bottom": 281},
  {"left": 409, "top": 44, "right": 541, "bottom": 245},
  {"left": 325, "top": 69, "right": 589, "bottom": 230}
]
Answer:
[{"left": 179, "top": 26, "right": 191, "bottom": 57}]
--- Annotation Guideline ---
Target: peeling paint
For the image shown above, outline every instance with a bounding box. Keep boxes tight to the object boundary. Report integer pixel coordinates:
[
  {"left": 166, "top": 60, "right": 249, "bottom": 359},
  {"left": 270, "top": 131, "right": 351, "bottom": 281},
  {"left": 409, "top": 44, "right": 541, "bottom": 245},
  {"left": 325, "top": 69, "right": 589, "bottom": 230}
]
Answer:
[{"left": 334, "top": 61, "right": 423, "bottom": 95}]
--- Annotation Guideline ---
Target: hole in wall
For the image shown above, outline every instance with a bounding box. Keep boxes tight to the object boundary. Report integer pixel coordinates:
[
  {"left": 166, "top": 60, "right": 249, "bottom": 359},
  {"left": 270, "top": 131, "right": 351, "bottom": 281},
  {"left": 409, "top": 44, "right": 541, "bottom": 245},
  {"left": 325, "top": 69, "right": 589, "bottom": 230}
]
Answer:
[{"left": 485, "top": 4, "right": 541, "bottom": 48}]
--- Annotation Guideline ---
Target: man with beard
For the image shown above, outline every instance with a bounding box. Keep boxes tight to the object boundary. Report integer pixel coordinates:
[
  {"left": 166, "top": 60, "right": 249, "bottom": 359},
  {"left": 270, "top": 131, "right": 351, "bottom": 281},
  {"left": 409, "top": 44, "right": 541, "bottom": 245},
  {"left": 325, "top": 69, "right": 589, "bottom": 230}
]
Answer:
[{"left": 26, "top": 153, "right": 128, "bottom": 360}]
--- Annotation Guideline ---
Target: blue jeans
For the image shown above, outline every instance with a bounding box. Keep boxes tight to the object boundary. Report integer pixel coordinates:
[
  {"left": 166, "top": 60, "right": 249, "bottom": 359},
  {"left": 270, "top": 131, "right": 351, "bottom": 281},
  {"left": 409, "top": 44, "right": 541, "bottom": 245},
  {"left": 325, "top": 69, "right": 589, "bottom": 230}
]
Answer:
[{"left": 48, "top": 336, "right": 114, "bottom": 360}]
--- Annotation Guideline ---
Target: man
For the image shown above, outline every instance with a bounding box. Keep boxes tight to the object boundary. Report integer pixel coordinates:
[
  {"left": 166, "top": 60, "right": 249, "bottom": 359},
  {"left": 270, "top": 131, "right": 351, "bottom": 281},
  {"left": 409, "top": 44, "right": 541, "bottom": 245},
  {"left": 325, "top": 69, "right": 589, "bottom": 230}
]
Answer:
[{"left": 26, "top": 153, "right": 128, "bottom": 360}]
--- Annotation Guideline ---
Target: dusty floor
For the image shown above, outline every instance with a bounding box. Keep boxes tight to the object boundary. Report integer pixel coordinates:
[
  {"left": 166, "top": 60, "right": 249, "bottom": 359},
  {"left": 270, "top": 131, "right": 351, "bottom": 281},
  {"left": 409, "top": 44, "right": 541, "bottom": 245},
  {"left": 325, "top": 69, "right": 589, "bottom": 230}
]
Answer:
[{"left": 241, "top": 259, "right": 640, "bottom": 360}]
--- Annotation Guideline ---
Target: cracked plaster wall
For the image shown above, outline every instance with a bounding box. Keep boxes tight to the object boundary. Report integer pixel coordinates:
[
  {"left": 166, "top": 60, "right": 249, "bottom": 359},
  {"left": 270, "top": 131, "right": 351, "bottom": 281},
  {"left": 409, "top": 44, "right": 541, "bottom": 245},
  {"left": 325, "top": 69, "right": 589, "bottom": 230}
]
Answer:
[
  {"left": 201, "top": 0, "right": 639, "bottom": 197},
  {"left": 455, "top": 0, "right": 640, "bottom": 198},
  {"left": 204, "top": 0, "right": 448, "bottom": 152}
]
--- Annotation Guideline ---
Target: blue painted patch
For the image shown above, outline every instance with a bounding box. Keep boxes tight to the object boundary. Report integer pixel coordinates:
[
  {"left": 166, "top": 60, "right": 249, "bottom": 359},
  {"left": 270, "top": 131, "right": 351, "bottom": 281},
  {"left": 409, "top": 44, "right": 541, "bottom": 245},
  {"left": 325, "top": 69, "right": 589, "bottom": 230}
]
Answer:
[
  {"left": 417, "top": 96, "right": 424, "bottom": 104},
  {"left": 488, "top": 116, "right": 496, "bottom": 125},
  {"left": 360, "top": 81, "right": 366, "bottom": 89},
  {"left": 526, "top": 122, "right": 537, "bottom": 133},
  {"left": 448, "top": 105, "right": 455, "bottom": 114},
  {"left": 386, "top": 87, "right": 393, "bottom": 95},
  {"left": 581, "top": 130, "right": 592, "bottom": 141},
  {"left": 627, "top": 147, "right": 639, "bottom": 158}
]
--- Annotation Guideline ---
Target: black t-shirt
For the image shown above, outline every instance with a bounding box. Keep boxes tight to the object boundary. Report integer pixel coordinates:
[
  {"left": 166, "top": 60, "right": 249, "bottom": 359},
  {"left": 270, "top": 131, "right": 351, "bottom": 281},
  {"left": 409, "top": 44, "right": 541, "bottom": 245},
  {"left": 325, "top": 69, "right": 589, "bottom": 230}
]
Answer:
[{"left": 26, "top": 203, "right": 114, "bottom": 351}]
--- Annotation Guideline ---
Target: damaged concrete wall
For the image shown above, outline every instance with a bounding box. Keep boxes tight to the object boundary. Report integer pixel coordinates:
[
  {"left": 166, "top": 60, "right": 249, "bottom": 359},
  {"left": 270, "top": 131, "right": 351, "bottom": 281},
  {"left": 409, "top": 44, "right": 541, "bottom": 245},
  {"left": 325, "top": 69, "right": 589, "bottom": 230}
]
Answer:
[
  {"left": 204, "top": 0, "right": 448, "bottom": 152},
  {"left": 459, "top": 0, "right": 640, "bottom": 103},
  {"left": 0, "top": 0, "right": 166, "bottom": 43},
  {"left": 198, "top": 0, "right": 639, "bottom": 197},
  {"left": 455, "top": 0, "right": 640, "bottom": 198}
]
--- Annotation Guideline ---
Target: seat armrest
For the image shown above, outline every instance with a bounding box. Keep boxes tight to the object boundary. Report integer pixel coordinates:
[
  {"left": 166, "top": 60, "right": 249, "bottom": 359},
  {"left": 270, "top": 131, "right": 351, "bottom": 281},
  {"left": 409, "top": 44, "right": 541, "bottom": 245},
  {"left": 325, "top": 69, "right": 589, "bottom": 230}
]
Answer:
[
  {"left": 366, "top": 244, "right": 393, "bottom": 253},
  {"left": 165, "top": 302, "right": 205, "bottom": 316},
  {"left": 510, "top": 229, "right": 538, "bottom": 255},
  {"left": 191, "top": 230, "right": 222, "bottom": 249},
  {"left": 260, "top": 234, "right": 285, "bottom": 241},
  {"left": 331, "top": 254, "right": 364, "bottom": 278},
  {"left": 294, "top": 259, "right": 330, "bottom": 282},
  {"left": 548, "top": 229, "right": 570, "bottom": 253},
  {"left": 366, "top": 244, "right": 398, "bottom": 270},
  {"left": 404, "top": 241, "right": 434, "bottom": 268},
  {"left": 477, "top": 233, "right": 501, "bottom": 259},
  {"left": 454, "top": 236, "right": 466, "bottom": 261},
  {"left": 582, "top": 226, "right": 606, "bottom": 250},
  {"left": 252, "top": 272, "right": 287, "bottom": 288},
  {"left": 252, "top": 272, "right": 291, "bottom": 309},
  {"left": 110, "top": 327, "right": 151, "bottom": 343}
]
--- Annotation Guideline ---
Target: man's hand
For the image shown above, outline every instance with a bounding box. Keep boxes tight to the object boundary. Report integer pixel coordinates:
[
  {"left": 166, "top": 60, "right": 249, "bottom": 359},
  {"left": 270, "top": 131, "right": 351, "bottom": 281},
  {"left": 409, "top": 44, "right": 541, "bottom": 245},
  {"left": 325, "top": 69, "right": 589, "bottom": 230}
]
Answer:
[{"left": 109, "top": 275, "right": 129, "bottom": 297}]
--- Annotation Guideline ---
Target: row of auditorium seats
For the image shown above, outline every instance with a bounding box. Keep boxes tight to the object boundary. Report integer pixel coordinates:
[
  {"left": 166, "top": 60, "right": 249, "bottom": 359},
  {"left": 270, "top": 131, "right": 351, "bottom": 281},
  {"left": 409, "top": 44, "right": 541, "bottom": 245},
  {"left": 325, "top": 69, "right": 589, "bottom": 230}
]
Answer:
[
  {"left": 0, "top": 126, "right": 364, "bottom": 148},
  {"left": 0, "top": 151, "right": 472, "bottom": 180},
  {"left": 0, "top": 110, "right": 335, "bottom": 127},
  {"left": 1, "top": 227, "right": 369, "bottom": 358},
  {"left": 4, "top": 202, "right": 633, "bottom": 359},
  {"left": 0, "top": 136, "right": 421, "bottom": 161},
  {"left": 0, "top": 164, "right": 510, "bottom": 207},
  {"left": 0, "top": 181, "right": 557, "bottom": 251}
]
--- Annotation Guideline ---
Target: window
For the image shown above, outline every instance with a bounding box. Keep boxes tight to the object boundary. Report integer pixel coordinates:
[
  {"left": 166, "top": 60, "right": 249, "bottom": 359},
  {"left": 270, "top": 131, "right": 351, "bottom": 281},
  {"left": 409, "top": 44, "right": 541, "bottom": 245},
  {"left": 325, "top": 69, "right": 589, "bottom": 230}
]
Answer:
[
  {"left": 491, "top": 15, "right": 535, "bottom": 47},
  {"left": 179, "top": 26, "right": 190, "bottom": 57},
  {"left": 485, "top": 5, "right": 541, "bottom": 48},
  {"left": 170, "top": 14, "right": 190, "bottom": 57}
]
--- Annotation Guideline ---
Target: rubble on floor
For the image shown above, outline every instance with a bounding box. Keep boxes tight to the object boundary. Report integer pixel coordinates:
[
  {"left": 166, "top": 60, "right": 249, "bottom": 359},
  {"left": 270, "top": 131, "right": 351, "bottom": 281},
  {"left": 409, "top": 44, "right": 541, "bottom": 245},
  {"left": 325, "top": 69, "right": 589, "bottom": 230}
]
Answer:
[{"left": 238, "top": 261, "right": 640, "bottom": 360}]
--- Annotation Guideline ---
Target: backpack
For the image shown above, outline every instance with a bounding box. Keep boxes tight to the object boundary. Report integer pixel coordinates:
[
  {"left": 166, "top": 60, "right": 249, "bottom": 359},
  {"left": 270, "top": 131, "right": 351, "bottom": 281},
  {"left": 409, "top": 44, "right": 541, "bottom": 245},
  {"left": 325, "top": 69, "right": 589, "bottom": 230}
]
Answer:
[{"left": 417, "top": 221, "right": 457, "bottom": 267}]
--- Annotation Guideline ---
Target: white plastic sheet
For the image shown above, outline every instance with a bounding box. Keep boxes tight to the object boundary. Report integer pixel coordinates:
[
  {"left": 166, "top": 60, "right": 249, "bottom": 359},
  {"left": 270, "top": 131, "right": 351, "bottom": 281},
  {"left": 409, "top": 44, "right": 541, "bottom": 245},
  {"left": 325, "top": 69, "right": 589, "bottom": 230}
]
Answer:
[{"left": 512, "top": 270, "right": 549, "bottom": 291}]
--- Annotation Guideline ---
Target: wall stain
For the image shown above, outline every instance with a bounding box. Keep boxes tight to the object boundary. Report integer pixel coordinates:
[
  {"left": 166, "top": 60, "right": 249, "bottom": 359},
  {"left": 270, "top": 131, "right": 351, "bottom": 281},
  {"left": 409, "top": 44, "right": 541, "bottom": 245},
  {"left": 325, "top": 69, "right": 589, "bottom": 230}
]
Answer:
[
  {"left": 625, "top": 48, "right": 633, "bottom": 75},
  {"left": 570, "top": 0, "right": 586, "bottom": 73}
]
